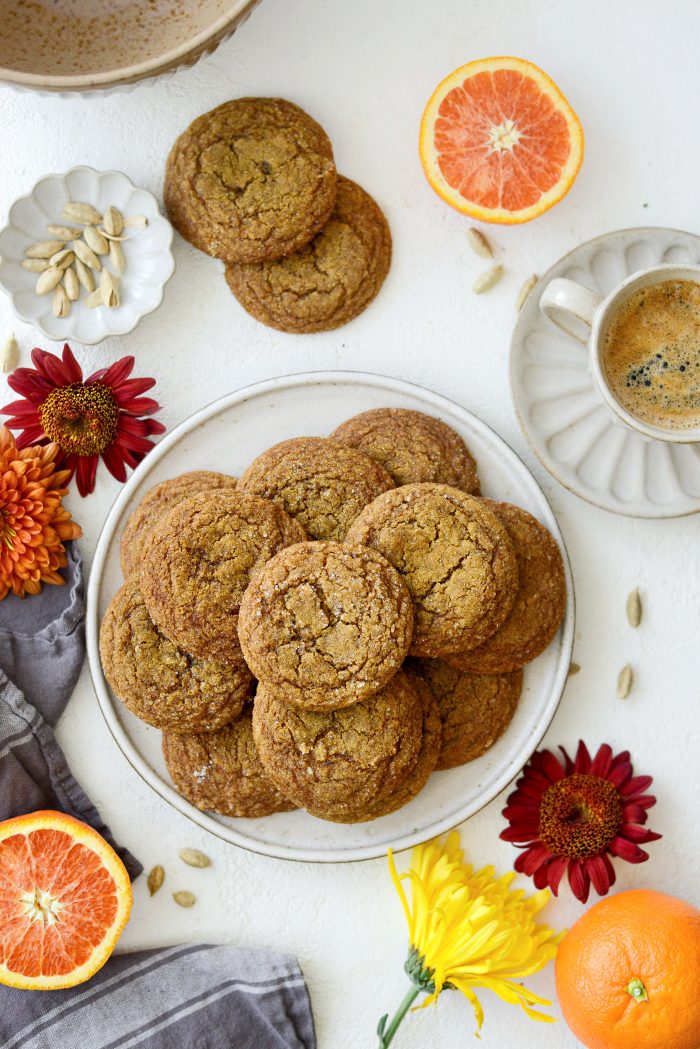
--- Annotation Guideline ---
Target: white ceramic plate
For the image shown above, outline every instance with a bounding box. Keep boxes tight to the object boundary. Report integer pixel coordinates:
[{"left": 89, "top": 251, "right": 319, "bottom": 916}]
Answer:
[
  {"left": 0, "top": 166, "right": 175, "bottom": 344},
  {"left": 86, "top": 372, "right": 575, "bottom": 862},
  {"left": 510, "top": 227, "right": 700, "bottom": 518}
]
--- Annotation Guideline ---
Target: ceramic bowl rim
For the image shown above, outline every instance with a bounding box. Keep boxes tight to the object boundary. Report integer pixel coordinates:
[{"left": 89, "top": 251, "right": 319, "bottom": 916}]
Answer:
[{"left": 0, "top": 0, "right": 258, "bottom": 91}]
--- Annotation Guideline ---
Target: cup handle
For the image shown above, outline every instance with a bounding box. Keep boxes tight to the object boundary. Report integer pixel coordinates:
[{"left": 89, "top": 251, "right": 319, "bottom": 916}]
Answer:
[{"left": 539, "top": 277, "right": 604, "bottom": 345}]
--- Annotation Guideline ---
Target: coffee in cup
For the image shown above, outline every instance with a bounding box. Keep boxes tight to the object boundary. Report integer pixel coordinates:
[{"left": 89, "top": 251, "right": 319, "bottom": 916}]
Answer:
[
  {"left": 602, "top": 278, "right": 700, "bottom": 431},
  {"left": 539, "top": 262, "right": 700, "bottom": 443}
]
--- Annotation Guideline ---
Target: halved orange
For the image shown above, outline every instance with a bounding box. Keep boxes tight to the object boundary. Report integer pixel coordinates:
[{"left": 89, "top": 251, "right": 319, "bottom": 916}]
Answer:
[
  {"left": 0, "top": 810, "right": 132, "bottom": 990},
  {"left": 420, "top": 57, "right": 584, "bottom": 224}
]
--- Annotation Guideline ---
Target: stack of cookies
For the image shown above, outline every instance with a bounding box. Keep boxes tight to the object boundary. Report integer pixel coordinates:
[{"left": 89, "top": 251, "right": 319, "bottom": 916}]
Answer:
[
  {"left": 164, "top": 97, "right": 392, "bottom": 334},
  {"left": 100, "top": 408, "right": 566, "bottom": 824}
]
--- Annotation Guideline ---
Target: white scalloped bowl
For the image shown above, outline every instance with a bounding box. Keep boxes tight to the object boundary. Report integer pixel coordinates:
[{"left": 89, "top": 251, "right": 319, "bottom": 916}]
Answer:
[{"left": 0, "top": 166, "right": 175, "bottom": 345}]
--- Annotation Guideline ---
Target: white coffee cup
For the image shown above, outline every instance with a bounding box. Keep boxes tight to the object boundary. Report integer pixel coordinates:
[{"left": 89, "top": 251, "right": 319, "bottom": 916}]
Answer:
[{"left": 539, "top": 262, "right": 700, "bottom": 443}]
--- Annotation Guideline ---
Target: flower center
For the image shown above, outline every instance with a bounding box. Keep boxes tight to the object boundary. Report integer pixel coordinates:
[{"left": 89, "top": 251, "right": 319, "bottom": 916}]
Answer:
[
  {"left": 39, "top": 383, "right": 118, "bottom": 457},
  {"left": 539, "top": 773, "right": 622, "bottom": 858},
  {"left": 487, "top": 119, "right": 522, "bottom": 152}
]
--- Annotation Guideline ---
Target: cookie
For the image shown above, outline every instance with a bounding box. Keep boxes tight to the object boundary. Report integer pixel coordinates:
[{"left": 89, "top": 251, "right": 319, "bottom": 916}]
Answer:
[
  {"left": 331, "top": 408, "right": 480, "bottom": 492},
  {"left": 252, "top": 670, "right": 423, "bottom": 823},
  {"left": 120, "top": 471, "right": 238, "bottom": 578},
  {"left": 225, "top": 176, "right": 392, "bottom": 333},
  {"left": 416, "top": 659, "right": 523, "bottom": 769},
  {"left": 99, "top": 580, "right": 252, "bottom": 732},
  {"left": 346, "top": 483, "right": 518, "bottom": 658},
  {"left": 447, "top": 500, "right": 566, "bottom": 673},
  {"left": 164, "top": 98, "right": 337, "bottom": 264},
  {"left": 349, "top": 668, "right": 441, "bottom": 821},
  {"left": 162, "top": 710, "right": 295, "bottom": 818},
  {"left": 140, "top": 490, "right": 306, "bottom": 663},
  {"left": 238, "top": 541, "right": 413, "bottom": 710},
  {"left": 238, "top": 436, "right": 394, "bottom": 541}
]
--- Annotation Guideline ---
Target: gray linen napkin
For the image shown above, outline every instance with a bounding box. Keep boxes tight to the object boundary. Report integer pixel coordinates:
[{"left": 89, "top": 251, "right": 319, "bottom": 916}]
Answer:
[
  {"left": 0, "top": 543, "right": 140, "bottom": 877},
  {"left": 0, "top": 944, "right": 316, "bottom": 1049},
  {"left": 0, "top": 542, "right": 317, "bottom": 1049}
]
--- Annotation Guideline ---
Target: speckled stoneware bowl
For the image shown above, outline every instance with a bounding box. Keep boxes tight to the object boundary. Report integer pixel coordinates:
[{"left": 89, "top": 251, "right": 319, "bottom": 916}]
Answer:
[{"left": 0, "top": 0, "right": 261, "bottom": 93}]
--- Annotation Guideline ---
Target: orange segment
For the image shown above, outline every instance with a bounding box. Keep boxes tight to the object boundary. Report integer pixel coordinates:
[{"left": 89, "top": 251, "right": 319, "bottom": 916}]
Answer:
[
  {"left": 0, "top": 810, "right": 132, "bottom": 990},
  {"left": 420, "top": 57, "right": 584, "bottom": 223}
]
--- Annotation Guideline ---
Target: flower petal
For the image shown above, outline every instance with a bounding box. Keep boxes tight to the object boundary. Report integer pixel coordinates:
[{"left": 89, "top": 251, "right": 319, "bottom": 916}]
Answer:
[
  {"left": 590, "top": 743, "right": 613, "bottom": 778},
  {"left": 572, "top": 740, "right": 592, "bottom": 773},
  {"left": 75, "top": 455, "right": 98, "bottom": 497},
  {"left": 60, "top": 344, "right": 84, "bottom": 383},
  {"left": 519, "top": 844, "right": 553, "bottom": 876},
  {"left": 93, "top": 355, "right": 134, "bottom": 388},
  {"left": 567, "top": 859, "right": 590, "bottom": 903},
  {"left": 536, "top": 749, "right": 566, "bottom": 783},
  {"left": 118, "top": 396, "right": 161, "bottom": 416},
  {"left": 112, "top": 377, "right": 156, "bottom": 400},
  {"left": 544, "top": 856, "right": 568, "bottom": 894},
  {"left": 619, "top": 775, "right": 654, "bottom": 797},
  {"left": 608, "top": 836, "right": 649, "bottom": 863},
  {"left": 584, "top": 854, "right": 612, "bottom": 896},
  {"left": 101, "top": 445, "right": 127, "bottom": 483},
  {"left": 620, "top": 824, "right": 662, "bottom": 844},
  {"left": 607, "top": 759, "right": 633, "bottom": 788}
]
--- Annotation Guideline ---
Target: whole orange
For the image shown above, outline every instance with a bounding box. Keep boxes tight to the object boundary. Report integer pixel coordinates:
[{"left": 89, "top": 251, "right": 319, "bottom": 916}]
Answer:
[{"left": 555, "top": 889, "right": 700, "bottom": 1049}]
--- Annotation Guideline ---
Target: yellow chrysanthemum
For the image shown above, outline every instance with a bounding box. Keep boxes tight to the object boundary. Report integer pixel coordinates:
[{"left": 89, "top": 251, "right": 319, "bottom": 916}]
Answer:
[{"left": 383, "top": 832, "right": 564, "bottom": 1041}]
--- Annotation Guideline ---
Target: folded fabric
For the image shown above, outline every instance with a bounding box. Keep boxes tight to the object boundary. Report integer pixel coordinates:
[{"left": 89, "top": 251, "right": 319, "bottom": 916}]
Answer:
[
  {"left": 0, "top": 543, "right": 86, "bottom": 727},
  {"left": 0, "top": 944, "right": 316, "bottom": 1049},
  {"left": 0, "top": 542, "right": 141, "bottom": 876}
]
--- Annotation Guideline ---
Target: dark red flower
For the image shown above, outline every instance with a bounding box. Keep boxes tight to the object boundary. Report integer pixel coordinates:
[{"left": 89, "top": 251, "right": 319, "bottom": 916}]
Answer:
[
  {"left": 500, "top": 741, "right": 661, "bottom": 903},
  {"left": 1, "top": 344, "right": 165, "bottom": 496}
]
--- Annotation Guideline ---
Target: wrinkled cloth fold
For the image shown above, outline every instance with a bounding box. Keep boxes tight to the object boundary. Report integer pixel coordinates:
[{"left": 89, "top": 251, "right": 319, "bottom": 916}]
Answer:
[
  {"left": 0, "top": 543, "right": 85, "bottom": 727},
  {"left": 0, "top": 944, "right": 316, "bottom": 1049},
  {"left": 0, "top": 543, "right": 140, "bottom": 876}
]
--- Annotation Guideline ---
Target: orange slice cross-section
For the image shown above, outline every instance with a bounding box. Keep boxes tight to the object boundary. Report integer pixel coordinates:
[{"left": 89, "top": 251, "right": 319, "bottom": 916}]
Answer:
[{"left": 420, "top": 57, "right": 584, "bottom": 224}]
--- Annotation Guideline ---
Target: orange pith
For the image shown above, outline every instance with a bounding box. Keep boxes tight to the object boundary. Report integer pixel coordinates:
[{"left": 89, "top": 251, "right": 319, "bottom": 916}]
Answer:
[
  {"left": 419, "top": 57, "right": 584, "bottom": 224},
  {"left": 0, "top": 810, "right": 132, "bottom": 990},
  {"left": 555, "top": 889, "right": 700, "bottom": 1049}
]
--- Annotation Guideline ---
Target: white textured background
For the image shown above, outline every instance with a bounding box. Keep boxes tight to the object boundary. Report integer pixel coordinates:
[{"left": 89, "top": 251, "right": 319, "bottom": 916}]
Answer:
[{"left": 1, "top": 1, "right": 699, "bottom": 1046}]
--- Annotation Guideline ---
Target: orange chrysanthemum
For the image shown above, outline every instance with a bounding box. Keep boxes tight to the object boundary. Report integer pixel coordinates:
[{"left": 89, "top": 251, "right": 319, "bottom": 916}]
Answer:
[{"left": 0, "top": 425, "right": 81, "bottom": 600}]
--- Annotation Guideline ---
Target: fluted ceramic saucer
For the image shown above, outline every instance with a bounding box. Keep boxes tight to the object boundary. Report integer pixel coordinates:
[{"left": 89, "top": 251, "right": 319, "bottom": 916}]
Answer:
[{"left": 510, "top": 227, "right": 700, "bottom": 517}]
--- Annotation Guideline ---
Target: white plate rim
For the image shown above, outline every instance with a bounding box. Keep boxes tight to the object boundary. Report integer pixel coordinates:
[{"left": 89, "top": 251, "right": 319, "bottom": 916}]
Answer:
[
  {"left": 86, "top": 369, "right": 576, "bottom": 862},
  {"left": 509, "top": 225, "right": 700, "bottom": 519}
]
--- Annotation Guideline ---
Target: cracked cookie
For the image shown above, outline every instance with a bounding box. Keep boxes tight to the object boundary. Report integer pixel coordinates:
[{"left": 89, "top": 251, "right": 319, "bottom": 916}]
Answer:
[
  {"left": 238, "top": 436, "right": 394, "bottom": 540},
  {"left": 99, "top": 579, "right": 253, "bottom": 732},
  {"left": 164, "top": 97, "right": 337, "bottom": 264},
  {"left": 350, "top": 667, "right": 442, "bottom": 821},
  {"left": 415, "top": 658, "right": 523, "bottom": 769},
  {"left": 346, "top": 483, "right": 518, "bottom": 658},
  {"left": 331, "top": 408, "right": 480, "bottom": 492},
  {"left": 140, "top": 489, "right": 306, "bottom": 663},
  {"left": 224, "top": 175, "right": 392, "bottom": 333},
  {"left": 120, "top": 471, "right": 238, "bottom": 579},
  {"left": 162, "top": 709, "right": 296, "bottom": 818},
  {"left": 447, "top": 500, "right": 566, "bottom": 674},
  {"left": 252, "top": 670, "right": 423, "bottom": 822},
  {"left": 238, "top": 541, "right": 413, "bottom": 710}
]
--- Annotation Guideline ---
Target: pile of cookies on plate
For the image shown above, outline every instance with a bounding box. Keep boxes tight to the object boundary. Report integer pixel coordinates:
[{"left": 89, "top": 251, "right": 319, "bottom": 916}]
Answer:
[
  {"left": 164, "top": 97, "right": 391, "bottom": 334},
  {"left": 99, "top": 408, "right": 566, "bottom": 825}
]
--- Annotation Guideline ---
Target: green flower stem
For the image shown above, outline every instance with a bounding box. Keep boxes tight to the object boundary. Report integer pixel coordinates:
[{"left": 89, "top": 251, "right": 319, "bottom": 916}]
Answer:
[{"left": 377, "top": 985, "right": 421, "bottom": 1048}]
